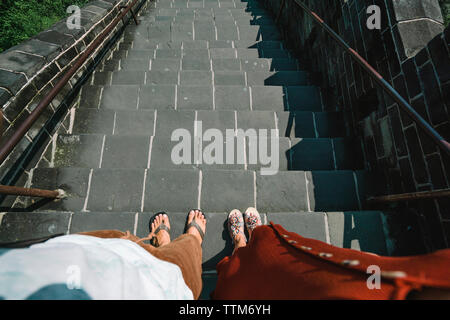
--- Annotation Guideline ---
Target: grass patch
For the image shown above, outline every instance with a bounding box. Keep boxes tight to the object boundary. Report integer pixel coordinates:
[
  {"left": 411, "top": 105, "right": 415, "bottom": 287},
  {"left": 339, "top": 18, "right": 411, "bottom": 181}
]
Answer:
[
  {"left": 440, "top": 0, "right": 450, "bottom": 27},
  {"left": 0, "top": 0, "right": 90, "bottom": 53}
]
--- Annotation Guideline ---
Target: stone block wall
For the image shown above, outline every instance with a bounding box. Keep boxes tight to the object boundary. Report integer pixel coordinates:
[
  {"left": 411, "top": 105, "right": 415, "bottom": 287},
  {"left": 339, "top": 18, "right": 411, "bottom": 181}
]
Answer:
[
  {"left": 0, "top": 0, "right": 139, "bottom": 182},
  {"left": 265, "top": 0, "right": 450, "bottom": 250}
]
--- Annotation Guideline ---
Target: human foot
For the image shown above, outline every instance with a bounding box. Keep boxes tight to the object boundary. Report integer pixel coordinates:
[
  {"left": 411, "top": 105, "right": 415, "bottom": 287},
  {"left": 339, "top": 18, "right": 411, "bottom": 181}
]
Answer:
[
  {"left": 185, "top": 209, "right": 207, "bottom": 245},
  {"left": 243, "top": 207, "right": 262, "bottom": 240},
  {"left": 228, "top": 209, "right": 247, "bottom": 252},
  {"left": 149, "top": 212, "right": 171, "bottom": 247}
]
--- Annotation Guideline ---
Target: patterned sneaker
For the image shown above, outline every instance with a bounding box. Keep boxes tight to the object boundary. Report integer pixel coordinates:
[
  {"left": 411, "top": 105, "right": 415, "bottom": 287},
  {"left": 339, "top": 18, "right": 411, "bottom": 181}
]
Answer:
[
  {"left": 244, "top": 207, "right": 262, "bottom": 239},
  {"left": 228, "top": 209, "right": 247, "bottom": 244}
]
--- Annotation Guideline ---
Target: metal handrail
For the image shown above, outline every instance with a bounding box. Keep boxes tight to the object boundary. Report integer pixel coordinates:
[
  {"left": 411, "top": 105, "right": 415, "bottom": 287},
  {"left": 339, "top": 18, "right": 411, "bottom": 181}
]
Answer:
[
  {"left": 0, "top": 185, "right": 65, "bottom": 199},
  {"left": 286, "top": 0, "right": 450, "bottom": 157},
  {"left": 367, "top": 188, "right": 450, "bottom": 204},
  {"left": 0, "top": 0, "right": 143, "bottom": 198}
]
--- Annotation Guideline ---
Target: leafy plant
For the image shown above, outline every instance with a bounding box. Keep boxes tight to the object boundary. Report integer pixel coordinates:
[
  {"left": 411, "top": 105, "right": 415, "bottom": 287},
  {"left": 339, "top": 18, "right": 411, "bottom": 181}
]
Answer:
[
  {"left": 0, "top": 0, "right": 90, "bottom": 53},
  {"left": 440, "top": 0, "right": 450, "bottom": 27}
]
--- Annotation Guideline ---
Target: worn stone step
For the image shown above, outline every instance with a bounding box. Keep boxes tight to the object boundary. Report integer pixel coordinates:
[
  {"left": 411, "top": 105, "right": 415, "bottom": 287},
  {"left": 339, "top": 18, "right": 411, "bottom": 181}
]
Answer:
[
  {"left": 240, "top": 58, "right": 299, "bottom": 71},
  {"left": 156, "top": 14, "right": 275, "bottom": 25},
  {"left": 249, "top": 85, "right": 321, "bottom": 111},
  {"left": 22, "top": 167, "right": 371, "bottom": 214},
  {"left": 46, "top": 129, "right": 361, "bottom": 171},
  {"left": 117, "top": 46, "right": 292, "bottom": 59},
  {"left": 118, "top": 40, "right": 287, "bottom": 57},
  {"left": 247, "top": 137, "right": 364, "bottom": 171},
  {"left": 80, "top": 84, "right": 322, "bottom": 112},
  {"left": 93, "top": 69, "right": 310, "bottom": 87},
  {"left": 256, "top": 170, "right": 369, "bottom": 212},
  {"left": 43, "top": 134, "right": 150, "bottom": 169},
  {"left": 124, "top": 39, "right": 284, "bottom": 51},
  {"left": 247, "top": 71, "right": 307, "bottom": 86},
  {"left": 285, "top": 86, "right": 323, "bottom": 111},
  {"left": 122, "top": 20, "right": 280, "bottom": 42},
  {"left": 277, "top": 111, "right": 347, "bottom": 138},
  {"left": 118, "top": 57, "right": 300, "bottom": 71}
]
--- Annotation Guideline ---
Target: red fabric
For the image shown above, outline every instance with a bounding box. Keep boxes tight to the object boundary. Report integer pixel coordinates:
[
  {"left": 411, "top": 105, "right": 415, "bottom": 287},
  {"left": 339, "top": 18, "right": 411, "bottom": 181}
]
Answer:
[{"left": 212, "top": 223, "right": 450, "bottom": 300}]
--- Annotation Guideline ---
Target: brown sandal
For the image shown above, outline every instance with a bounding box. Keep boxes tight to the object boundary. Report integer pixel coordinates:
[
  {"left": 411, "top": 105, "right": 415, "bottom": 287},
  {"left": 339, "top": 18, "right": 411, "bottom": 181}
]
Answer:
[
  {"left": 184, "top": 209, "right": 206, "bottom": 241},
  {"left": 149, "top": 212, "right": 170, "bottom": 247}
]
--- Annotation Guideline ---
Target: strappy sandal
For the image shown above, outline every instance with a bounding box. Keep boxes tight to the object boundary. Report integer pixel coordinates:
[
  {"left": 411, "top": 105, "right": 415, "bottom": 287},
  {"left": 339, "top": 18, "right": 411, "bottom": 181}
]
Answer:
[
  {"left": 243, "top": 207, "right": 262, "bottom": 240},
  {"left": 228, "top": 209, "right": 247, "bottom": 244},
  {"left": 149, "top": 211, "right": 170, "bottom": 247},
  {"left": 184, "top": 209, "right": 206, "bottom": 242}
]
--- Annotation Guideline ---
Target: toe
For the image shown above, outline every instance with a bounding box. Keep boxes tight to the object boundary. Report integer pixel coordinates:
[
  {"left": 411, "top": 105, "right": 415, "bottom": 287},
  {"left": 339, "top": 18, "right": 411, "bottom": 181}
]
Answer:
[
  {"left": 163, "top": 214, "right": 170, "bottom": 229},
  {"left": 188, "top": 210, "right": 195, "bottom": 223}
]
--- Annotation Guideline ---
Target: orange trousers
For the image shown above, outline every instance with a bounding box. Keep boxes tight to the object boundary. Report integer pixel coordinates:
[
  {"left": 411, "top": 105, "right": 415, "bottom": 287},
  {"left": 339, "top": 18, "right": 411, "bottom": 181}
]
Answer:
[
  {"left": 213, "top": 223, "right": 450, "bottom": 300},
  {"left": 79, "top": 230, "right": 203, "bottom": 299}
]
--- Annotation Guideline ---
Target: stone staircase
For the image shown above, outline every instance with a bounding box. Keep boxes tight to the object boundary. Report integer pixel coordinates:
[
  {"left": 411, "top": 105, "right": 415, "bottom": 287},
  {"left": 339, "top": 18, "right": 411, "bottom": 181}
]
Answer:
[{"left": 0, "top": 0, "right": 391, "bottom": 299}]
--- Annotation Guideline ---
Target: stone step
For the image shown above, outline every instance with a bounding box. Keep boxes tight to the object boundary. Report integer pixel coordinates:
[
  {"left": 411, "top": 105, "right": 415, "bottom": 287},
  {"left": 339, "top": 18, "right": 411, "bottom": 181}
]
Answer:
[
  {"left": 114, "top": 47, "right": 291, "bottom": 60},
  {"left": 150, "top": 7, "right": 269, "bottom": 17},
  {"left": 92, "top": 70, "right": 308, "bottom": 86},
  {"left": 123, "top": 20, "right": 281, "bottom": 42},
  {"left": 0, "top": 210, "right": 388, "bottom": 271},
  {"left": 142, "top": 1, "right": 265, "bottom": 11},
  {"left": 121, "top": 40, "right": 285, "bottom": 50},
  {"left": 44, "top": 131, "right": 362, "bottom": 171},
  {"left": 154, "top": 16, "right": 275, "bottom": 27},
  {"left": 70, "top": 107, "right": 346, "bottom": 138},
  {"left": 112, "top": 58, "right": 300, "bottom": 72},
  {"left": 21, "top": 167, "right": 370, "bottom": 213},
  {"left": 150, "top": 10, "right": 274, "bottom": 20},
  {"left": 81, "top": 84, "right": 321, "bottom": 112}
]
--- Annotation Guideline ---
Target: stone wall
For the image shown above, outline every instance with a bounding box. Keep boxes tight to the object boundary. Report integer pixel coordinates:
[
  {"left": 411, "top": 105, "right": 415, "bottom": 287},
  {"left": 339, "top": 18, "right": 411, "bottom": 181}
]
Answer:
[
  {"left": 265, "top": 0, "right": 450, "bottom": 250},
  {"left": 0, "top": 0, "right": 138, "bottom": 183}
]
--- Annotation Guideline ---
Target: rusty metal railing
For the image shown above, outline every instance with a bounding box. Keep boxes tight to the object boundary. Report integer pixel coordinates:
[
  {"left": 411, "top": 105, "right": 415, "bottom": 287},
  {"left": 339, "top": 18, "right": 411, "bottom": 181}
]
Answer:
[
  {"left": 0, "top": 0, "right": 144, "bottom": 199},
  {"left": 0, "top": 185, "right": 65, "bottom": 199},
  {"left": 281, "top": 0, "right": 450, "bottom": 204},
  {"left": 367, "top": 188, "right": 450, "bottom": 204}
]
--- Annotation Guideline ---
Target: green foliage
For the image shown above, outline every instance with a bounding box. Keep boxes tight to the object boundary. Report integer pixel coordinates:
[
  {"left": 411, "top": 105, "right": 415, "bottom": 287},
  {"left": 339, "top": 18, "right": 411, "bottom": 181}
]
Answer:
[
  {"left": 0, "top": 0, "right": 90, "bottom": 53},
  {"left": 440, "top": 0, "right": 450, "bottom": 27}
]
